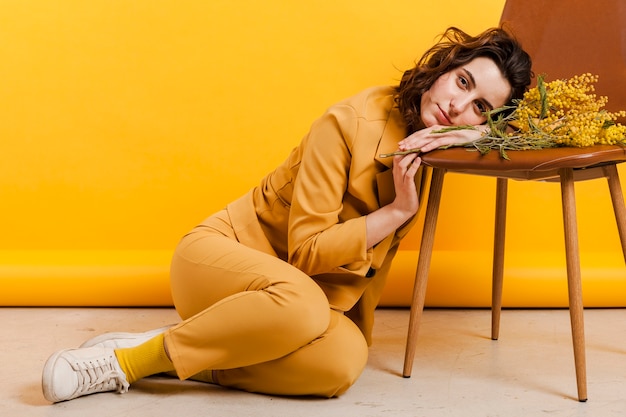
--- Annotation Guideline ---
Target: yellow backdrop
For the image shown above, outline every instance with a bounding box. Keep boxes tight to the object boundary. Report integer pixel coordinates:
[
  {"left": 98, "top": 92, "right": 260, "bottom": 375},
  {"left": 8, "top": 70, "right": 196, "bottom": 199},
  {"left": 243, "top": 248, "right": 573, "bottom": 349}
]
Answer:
[{"left": 1, "top": 0, "right": 624, "bottom": 307}]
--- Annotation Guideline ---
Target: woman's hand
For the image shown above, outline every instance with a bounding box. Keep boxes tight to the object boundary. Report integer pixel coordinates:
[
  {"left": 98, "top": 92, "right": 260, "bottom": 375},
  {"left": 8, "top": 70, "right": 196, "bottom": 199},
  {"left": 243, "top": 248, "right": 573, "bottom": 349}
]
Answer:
[
  {"left": 398, "top": 124, "right": 487, "bottom": 154},
  {"left": 365, "top": 153, "right": 421, "bottom": 249},
  {"left": 390, "top": 152, "right": 421, "bottom": 217}
]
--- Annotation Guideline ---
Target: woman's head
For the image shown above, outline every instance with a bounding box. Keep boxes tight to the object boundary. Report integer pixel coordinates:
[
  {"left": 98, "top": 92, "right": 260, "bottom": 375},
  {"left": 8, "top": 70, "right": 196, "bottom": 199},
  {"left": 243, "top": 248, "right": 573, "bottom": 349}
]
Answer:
[{"left": 395, "top": 26, "right": 533, "bottom": 132}]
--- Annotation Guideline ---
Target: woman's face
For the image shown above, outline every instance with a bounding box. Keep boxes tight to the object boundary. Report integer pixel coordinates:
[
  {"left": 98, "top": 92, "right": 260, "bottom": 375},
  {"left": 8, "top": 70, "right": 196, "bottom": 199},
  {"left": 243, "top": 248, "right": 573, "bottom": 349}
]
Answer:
[{"left": 420, "top": 57, "right": 511, "bottom": 127}]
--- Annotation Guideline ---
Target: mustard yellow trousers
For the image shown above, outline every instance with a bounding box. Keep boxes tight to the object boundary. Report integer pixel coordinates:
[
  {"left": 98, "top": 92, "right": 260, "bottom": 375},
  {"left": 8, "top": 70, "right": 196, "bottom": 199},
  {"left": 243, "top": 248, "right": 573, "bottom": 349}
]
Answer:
[{"left": 165, "top": 210, "right": 369, "bottom": 397}]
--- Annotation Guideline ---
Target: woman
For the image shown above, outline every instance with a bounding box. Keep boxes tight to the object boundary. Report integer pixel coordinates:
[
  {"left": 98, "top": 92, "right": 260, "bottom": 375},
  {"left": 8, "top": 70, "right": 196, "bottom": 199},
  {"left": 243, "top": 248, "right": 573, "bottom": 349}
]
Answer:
[{"left": 42, "top": 26, "right": 532, "bottom": 402}]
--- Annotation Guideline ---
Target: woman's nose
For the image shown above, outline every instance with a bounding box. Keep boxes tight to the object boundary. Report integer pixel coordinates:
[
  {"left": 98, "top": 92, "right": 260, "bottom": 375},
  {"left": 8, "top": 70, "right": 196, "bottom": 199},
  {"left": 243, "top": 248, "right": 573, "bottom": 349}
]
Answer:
[{"left": 449, "top": 97, "right": 471, "bottom": 117}]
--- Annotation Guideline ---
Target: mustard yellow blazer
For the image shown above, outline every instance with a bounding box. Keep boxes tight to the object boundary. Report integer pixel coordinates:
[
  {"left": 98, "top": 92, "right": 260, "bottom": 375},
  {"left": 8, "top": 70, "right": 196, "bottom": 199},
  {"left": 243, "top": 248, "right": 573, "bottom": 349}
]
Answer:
[{"left": 226, "top": 86, "right": 429, "bottom": 343}]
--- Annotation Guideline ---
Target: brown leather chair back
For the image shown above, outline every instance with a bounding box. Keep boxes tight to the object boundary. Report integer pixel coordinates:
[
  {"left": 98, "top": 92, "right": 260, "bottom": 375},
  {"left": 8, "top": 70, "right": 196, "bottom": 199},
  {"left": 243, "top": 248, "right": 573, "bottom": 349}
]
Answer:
[{"left": 500, "top": 0, "right": 626, "bottom": 121}]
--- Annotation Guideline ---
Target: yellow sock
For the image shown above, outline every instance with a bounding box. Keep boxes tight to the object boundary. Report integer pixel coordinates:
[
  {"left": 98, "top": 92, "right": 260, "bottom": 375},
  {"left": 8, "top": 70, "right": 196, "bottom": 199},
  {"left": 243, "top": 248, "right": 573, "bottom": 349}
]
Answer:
[{"left": 114, "top": 334, "right": 174, "bottom": 384}]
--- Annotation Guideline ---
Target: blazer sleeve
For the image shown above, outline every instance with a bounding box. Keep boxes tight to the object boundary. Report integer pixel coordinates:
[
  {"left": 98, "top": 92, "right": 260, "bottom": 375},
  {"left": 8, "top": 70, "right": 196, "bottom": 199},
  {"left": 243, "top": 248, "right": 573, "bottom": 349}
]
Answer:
[{"left": 287, "top": 102, "right": 374, "bottom": 277}]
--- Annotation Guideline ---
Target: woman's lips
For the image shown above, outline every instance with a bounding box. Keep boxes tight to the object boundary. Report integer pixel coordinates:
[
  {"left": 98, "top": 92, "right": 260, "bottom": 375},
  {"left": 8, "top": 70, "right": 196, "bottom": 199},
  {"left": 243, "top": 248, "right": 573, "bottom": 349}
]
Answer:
[{"left": 436, "top": 106, "right": 452, "bottom": 125}]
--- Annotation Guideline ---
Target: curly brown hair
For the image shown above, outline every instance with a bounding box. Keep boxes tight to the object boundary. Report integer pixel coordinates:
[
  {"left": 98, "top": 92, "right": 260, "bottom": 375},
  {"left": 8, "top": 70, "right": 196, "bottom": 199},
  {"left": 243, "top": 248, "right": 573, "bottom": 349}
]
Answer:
[{"left": 395, "top": 26, "right": 533, "bottom": 133}]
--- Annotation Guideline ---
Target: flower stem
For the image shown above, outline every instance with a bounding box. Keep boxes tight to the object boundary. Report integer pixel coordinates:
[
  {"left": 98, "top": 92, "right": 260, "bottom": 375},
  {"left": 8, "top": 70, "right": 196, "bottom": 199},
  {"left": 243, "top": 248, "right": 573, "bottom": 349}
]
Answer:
[{"left": 379, "top": 148, "right": 421, "bottom": 158}]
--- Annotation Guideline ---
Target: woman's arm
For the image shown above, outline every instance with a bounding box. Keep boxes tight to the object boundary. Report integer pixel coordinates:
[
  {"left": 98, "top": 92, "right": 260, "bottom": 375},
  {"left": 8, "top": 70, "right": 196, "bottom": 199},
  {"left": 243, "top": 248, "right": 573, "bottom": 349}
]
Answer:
[
  {"left": 288, "top": 99, "right": 424, "bottom": 277},
  {"left": 398, "top": 124, "right": 487, "bottom": 153},
  {"left": 287, "top": 106, "right": 370, "bottom": 276},
  {"left": 363, "top": 124, "right": 483, "bottom": 248}
]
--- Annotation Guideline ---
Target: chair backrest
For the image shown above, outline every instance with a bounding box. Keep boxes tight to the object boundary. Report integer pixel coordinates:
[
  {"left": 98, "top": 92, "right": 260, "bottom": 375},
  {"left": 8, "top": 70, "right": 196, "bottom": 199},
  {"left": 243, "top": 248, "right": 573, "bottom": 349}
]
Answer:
[{"left": 500, "top": 0, "right": 626, "bottom": 121}]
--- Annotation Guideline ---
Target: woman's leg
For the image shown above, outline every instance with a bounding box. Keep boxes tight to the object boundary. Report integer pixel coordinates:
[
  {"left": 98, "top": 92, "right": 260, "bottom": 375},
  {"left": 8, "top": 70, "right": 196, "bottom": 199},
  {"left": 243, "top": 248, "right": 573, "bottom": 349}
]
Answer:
[
  {"left": 165, "top": 217, "right": 332, "bottom": 381},
  {"left": 42, "top": 212, "right": 366, "bottom": 402}
]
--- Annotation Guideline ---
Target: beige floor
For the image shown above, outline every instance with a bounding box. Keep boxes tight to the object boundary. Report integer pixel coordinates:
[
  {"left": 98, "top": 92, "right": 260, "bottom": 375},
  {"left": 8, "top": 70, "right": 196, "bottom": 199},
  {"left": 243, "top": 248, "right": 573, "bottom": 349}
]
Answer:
[{"left": 3, "top": 307, "right": 626, "bottom": 417}]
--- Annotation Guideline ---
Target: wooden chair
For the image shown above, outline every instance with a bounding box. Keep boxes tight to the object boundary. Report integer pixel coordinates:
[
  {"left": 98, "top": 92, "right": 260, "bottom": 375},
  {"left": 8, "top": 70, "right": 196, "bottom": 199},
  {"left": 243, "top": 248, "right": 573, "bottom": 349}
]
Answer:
[
  {"left": 403, "top": 146, "right": 626, "bottom": 401},
  {"left": 402, "top": 0, "right": 626, "bottom": 402}
]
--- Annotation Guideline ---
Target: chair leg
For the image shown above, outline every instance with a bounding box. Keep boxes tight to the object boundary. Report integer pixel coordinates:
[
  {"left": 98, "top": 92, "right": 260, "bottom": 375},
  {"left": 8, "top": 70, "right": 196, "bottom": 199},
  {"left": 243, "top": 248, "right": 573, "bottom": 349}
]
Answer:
[
  {"left": 603, "top": 164, "right": 626, "bottom": 263},
  {"left": 491, "top": 178, "right": 507, "bottom": 340},
  {"left": 403, "top": 167, "right": 446, "bottom": 378},
  {"left": 559, "top": 168, "right": 588, "bottom": 402}
]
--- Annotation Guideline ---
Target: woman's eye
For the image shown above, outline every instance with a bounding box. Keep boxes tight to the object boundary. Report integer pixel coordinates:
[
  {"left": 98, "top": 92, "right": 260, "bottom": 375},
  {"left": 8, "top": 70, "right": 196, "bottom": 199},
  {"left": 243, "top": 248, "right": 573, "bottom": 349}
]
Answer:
[
  {"left": 458, "top": 76, "right": 468, "bottom": 88},
  {"left": 475, "top": 101, "right": 487, "bottom": 114}
]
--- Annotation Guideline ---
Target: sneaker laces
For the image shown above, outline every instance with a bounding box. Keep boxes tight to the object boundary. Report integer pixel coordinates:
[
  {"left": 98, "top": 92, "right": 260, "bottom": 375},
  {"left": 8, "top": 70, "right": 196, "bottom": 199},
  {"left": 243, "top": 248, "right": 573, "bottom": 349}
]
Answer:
[{"left": 73, "top": 353, "right": 130, "bottom": 396}]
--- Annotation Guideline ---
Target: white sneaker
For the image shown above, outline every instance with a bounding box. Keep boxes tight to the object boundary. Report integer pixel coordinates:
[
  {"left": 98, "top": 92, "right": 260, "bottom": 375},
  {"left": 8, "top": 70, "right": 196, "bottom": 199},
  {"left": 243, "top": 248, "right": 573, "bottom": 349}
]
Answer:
[
  {"left": 42, "top": 346, "right": 130, "bottom": 403},
  {"left": 79, "top": 325, "right": 173, "bottom": 349}
]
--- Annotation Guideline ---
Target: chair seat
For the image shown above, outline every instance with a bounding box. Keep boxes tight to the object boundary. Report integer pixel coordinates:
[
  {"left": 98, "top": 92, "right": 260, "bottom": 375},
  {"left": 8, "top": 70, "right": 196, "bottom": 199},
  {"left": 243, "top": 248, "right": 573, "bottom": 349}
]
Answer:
[{"left": 421, "top": 145, "right": 626, "bottom": 180}]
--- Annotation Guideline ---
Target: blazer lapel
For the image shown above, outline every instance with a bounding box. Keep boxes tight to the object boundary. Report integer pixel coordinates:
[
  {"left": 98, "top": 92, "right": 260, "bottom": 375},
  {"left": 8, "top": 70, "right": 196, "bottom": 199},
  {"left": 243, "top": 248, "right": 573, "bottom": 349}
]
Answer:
[
  {"left": 374, "top": 106, "right": 406, "bottom": 207},
  {"left": 374, "top": 105, "right": 407, "bottom": 169}
]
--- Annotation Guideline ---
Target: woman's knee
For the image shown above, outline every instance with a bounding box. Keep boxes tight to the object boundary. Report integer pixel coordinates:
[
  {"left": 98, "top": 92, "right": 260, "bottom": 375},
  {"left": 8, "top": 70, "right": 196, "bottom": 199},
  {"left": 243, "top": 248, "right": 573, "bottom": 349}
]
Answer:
[
  {"left": 313, "top": 312, "right": 369, "bottom": 397},
  {"left": 283, "top": 275, "right": 332, "bottom": 329}
]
